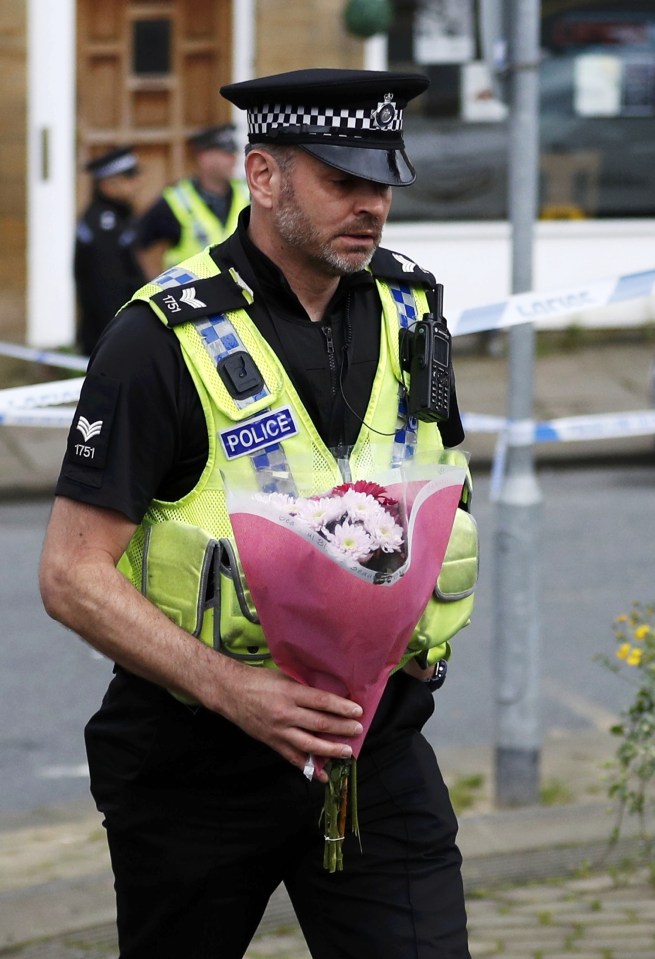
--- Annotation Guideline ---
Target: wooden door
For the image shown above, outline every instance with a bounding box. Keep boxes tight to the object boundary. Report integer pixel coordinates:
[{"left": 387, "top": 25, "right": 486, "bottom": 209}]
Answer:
[{"left": 76, "top": 0, "right": 233, "bottom": 213}]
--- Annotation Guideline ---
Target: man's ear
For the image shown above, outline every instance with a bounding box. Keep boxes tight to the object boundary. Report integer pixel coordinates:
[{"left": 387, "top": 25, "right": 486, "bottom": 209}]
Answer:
[{"left": 245, "top": 149, "right": 277, "bottom": 210}]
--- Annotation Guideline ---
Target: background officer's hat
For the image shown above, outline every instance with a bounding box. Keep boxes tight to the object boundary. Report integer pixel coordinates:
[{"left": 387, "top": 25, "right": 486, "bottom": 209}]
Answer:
[
  {"left": 188, "top": 123, "right": 238, "bottom": 153},
  {"left": 220, "top": 68, "right": 428, "bottom": 187},
  {"left": 85, "top": 146, "right": 139, "bottom": 181}
]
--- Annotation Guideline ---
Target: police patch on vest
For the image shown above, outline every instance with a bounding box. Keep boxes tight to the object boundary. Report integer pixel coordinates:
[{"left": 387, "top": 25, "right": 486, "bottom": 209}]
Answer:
[{"left": 219, "top": 406, "right": 298, "bottom": 460}]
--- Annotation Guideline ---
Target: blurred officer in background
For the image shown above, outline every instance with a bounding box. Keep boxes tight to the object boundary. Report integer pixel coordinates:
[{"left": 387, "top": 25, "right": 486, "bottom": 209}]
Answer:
[
  {"left": 136, "top": 123, "right": 250, "bottom": 277},
  {"left": 74, "top": 146, "right": 146, "bottom": 356}
]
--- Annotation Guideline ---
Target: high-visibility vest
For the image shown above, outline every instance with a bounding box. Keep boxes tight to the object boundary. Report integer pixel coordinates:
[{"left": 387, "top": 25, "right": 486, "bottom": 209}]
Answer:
[
  {"left": 161, "top": 178, "right": 249, "bottom": 266},
  {"left": 118, "top": 248, "right": 478, "bottom": 684}
]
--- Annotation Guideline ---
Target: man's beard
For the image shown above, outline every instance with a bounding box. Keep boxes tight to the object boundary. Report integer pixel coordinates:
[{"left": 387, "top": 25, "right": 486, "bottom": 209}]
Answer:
[{"left": 274, "top": 178, "right": 381, "bottom": 276}]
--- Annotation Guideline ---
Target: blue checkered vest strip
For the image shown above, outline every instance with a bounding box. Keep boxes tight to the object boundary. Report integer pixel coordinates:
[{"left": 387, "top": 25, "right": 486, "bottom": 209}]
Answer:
[
  {"left": 193, "top": 312, "right": 297, "bottom": 496},
  {"left": 389, "top": 283, "right": 419, "bottom": 466},
  {"left": 195, "top": 314, "right": 270, "bottom": 410},
  {"left": 155, "top": 265, "right": 200, "bottom": 289},
  {"left": 194, "top": 281, "right": 419, "bottom": 485},
  {"left": 149, "top": 263, "right": 298, "bottom": 495}
]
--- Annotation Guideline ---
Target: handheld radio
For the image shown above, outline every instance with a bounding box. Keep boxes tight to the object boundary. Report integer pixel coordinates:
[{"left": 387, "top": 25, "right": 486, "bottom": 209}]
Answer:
[{"left": 399, "top": 283, "right": 452, "bottom": 422}]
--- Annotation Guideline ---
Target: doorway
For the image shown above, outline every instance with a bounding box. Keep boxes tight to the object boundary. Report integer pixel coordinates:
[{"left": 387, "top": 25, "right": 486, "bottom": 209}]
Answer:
[{"left": 76, "top": 0, "right": 233, "bottom": 212}]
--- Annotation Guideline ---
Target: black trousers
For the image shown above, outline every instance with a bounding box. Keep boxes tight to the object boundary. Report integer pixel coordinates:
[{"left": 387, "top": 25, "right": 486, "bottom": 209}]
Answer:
[{"left": 85, "top": 668, "right": 470, "bottom": 959}]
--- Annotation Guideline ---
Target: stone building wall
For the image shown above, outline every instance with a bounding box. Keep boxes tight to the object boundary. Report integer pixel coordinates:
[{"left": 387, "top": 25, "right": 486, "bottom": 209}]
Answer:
[
  {"left": 0, "top": 0, "right": 27, "bottom": 342},
  {"left": 255, "top": 0, "right": 364, "bottom": 76}
]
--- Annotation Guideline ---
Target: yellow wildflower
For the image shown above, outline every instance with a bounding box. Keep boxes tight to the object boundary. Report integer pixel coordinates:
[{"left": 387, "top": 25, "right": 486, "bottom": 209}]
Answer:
[
  {"left": 626, "top": 647, "right": 642, "bottom": 667},
  {"left": 616, "top": 643, "right": 631, "bottom": 661},
  {"left": 634, "top": 625, "right": 650, "bottom": 642}
]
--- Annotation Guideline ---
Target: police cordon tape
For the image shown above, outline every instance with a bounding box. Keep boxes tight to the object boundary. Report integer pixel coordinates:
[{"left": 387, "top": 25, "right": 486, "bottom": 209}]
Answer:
[
  {"left": 2, "top": 377, "right": 654, "bottom": 449},
  {"left": 0, "top": 340, "right": 89, "bottom": 372},
  {"left": 450, "top": 267, "right": 655, "bottom": 336},
  {"left": 0, "top": 379, "right": 85, "bottom": 420},
  {"left": 486, "top": 409, "right": 655, "bottom": 500},
  {"left": 1, "top": 264, "right": 654, "bottom": 374},
  {"left": 2, "top": 379, "right": 654, "bottom": 502},
  {"left": 1, "top": 267, "right": 655, "bottom": 442},
  {"left": 1, "top": 262, "right": 654, "bottom": 370}
]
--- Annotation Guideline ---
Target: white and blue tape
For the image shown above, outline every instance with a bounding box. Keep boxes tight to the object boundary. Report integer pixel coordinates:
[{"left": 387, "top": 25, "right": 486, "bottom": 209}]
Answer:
[
  {"left": 450, "top": 268, "right": 655, "bottom": 336},
  {"left": 1, "top": 271, "right": 654, "bottom": 481},
  {"left": 478, "top": 409, "right": 655, "bottom": 499},
  {"left": 0, "top": 341, "right": 89, "bottom": 372},
  {"left": 4, "top": 265, "right": 652, "bottom": 379},
  {"left": 0, "top": 376, "right": 84, "bottom": 423},
  {"left": 459, "top": 409, "right": 655, "bottom": 444},
  {"left": 2, "top": 267, "right": 654, "bottom": 370},
  {"left": 0, "top": 407, "right": 77, "bottom": 428}
]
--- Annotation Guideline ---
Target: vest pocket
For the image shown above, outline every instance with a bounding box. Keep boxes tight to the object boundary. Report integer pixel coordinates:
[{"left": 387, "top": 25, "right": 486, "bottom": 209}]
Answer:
[
  {"left": 216, "top": 539, "right": 270, "bottom": 663},
  {"left": 406, "top": 506, "right": 479, "bottom": 667},
  {"left": 435, "top": 507, "right": 479, "bottom": 602},
  {"left": 140, "top": 522, "right": 272, "bottom": 669},
  {"left": 141, "top": 521, "right": 220, "bottom": 648}
]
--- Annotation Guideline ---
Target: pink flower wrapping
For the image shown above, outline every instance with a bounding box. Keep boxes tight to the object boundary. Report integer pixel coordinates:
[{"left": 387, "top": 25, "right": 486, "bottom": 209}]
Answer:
[
  {"left": 227, "top": 464, "right": 466, "bottom": 757},
  {"left": 225, "top": 458, "right": 467, "bottom": 871}
]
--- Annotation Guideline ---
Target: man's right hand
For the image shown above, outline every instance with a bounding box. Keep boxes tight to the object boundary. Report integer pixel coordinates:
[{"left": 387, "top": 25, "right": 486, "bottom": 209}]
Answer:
[
  {"left": 40, "top": 497, "right": 363, "bottom": 785},
  {"left": 198, "top": 660, "right": 364, "bottom": 783}
]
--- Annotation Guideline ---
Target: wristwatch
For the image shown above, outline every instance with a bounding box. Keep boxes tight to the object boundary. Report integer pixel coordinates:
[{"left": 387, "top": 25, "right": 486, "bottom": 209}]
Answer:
[{"left": 423, "top": 659, "right": 448, "bottom": 692}]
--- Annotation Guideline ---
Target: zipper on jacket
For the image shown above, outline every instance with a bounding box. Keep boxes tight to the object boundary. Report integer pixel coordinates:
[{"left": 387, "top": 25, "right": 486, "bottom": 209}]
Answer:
[
  {"left": 321, "top": 324, "right": 351, "bottom": 460},
  {"left": 321, "top": 326, "right": 338, "bottom": 397}
]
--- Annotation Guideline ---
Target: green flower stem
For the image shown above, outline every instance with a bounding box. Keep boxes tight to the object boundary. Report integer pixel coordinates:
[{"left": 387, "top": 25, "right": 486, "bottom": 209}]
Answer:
[{"left": 321, "top": 757, "right": 360, "bottom": 873}]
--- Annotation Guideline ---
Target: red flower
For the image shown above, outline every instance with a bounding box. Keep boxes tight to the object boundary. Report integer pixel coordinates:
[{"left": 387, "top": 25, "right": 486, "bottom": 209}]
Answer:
[{"left": 331, "top": 480, "right": 397, "bottom": 509}]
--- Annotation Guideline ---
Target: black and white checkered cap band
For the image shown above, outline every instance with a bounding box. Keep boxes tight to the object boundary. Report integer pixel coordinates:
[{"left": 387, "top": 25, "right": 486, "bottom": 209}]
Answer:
[
  {"left": 94, "top": 153, "right": 138, "bottom": 178},
  {"left": 248, "top": 102, "right": 403, "bottom": 139}
]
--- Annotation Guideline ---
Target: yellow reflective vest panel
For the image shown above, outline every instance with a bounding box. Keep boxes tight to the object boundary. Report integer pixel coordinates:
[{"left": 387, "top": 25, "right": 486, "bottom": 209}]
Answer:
[
  {"left": 118, "top": 250, "right": 477, "bottom": 687},
  {"left": 161, "top": 178, "right": 250, "bottom": 267}
]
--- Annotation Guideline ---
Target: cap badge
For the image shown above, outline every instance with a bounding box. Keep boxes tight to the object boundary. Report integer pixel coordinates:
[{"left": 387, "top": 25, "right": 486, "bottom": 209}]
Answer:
[{"left": 371, "top": 94, "right": 398, "bottom": 130}]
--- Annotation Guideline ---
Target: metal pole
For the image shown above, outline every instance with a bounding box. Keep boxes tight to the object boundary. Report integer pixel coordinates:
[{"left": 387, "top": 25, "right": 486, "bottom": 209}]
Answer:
[{"left": 493, "top": 0, "right": 543, "bottom": 807}]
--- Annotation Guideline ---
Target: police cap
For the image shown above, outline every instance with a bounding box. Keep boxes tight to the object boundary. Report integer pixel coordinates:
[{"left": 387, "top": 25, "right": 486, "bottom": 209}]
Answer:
[
  {"left": 188, "top": 123, "right": 238, "bottom": 153},
  {"left": 220, "top": 68, "right": 428, "bottom": 187},
  {"left": 85, "top": 146, "right": 139, "bottom": 181}
]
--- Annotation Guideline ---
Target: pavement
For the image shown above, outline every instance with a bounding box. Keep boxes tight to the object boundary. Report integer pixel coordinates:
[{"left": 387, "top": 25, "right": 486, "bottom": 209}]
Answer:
[
  {"left": 1, "top": 332, "right": 654, "bottom": 957},
  {"left": 0, "top": 729, "right": 653, "bottom": 958}
]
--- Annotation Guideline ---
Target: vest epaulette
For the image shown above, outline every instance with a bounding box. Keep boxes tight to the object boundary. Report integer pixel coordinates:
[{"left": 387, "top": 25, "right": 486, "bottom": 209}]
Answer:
[
  {"left": 151, "top": 271, "right": 250, "bottom": 327},
  {"left": 370, "top": 247, "right": 437, "bottom": 290}
]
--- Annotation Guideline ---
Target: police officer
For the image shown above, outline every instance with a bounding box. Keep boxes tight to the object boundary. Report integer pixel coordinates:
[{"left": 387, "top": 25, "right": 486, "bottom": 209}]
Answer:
[
  {"left": 136, "top": 123, "right": 250, "bottom": 277},
  {"left": 74, "top": 146, "right": 146, "bottom": 356},
  {"left": 41, "top": 69, "right": 475, "bottom": 959}
]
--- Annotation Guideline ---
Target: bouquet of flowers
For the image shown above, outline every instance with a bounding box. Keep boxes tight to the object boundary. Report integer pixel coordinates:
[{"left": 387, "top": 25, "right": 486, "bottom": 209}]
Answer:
[
  {"left": 253, "top": 479, "right": 406, "bottom": 581},
  {"left": 225, "top": 452, "right": 467, "bottom": 871}
]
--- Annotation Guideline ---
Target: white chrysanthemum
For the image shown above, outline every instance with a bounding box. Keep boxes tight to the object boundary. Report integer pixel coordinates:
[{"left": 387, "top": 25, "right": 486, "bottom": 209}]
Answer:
[
  {"left": 295, "top": 496, "right": 345, "bottom": 531},
  {"left": 325, "top": 519, "right": 374, "bottom": 562},
  {"left": 254, "top": 491, "right": 298, "bottom": 514},
  {"left": 366, "top": 513, "right": 404, "bottom": 554},
  {"left": 340, "top": 490, "right": 384, "bottom": 524}
]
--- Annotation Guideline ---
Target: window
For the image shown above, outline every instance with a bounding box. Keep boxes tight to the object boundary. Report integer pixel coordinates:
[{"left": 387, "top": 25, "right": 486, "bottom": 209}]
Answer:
[
  {"left": 387, "top": 1, "right": 655, "bottom": 221},
  {"left": 132, "top": 19, "right": 172, "bottom": 76}
]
